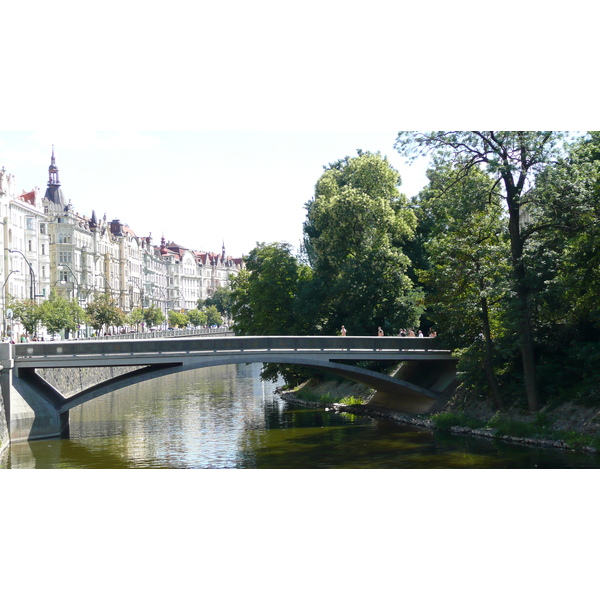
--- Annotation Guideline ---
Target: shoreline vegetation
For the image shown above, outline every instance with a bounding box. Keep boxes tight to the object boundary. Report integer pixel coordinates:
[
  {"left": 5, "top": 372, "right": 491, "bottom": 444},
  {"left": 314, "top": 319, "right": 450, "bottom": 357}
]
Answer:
[{"left": 278, "top": 376, "right": 600, "bottom": 456}]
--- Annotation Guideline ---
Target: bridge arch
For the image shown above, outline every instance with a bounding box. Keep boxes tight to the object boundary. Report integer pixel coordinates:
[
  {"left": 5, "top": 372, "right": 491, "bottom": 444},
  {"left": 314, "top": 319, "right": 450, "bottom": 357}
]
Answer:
[{"left": 1, "top": 336, "right": 456, "bottom": 442}]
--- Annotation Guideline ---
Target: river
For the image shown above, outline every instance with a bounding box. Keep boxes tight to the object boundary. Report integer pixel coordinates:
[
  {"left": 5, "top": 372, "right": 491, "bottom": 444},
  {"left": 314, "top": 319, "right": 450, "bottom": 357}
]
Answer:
[{"left": 3, "top": 363, "right": 600, "bottom": 468}]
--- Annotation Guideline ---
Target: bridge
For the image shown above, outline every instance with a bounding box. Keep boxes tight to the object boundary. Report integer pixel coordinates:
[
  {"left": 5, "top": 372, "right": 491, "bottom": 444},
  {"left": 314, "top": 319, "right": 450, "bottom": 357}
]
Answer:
[{"left": 0, "top": 335, "right": 457, "bottom": 443}]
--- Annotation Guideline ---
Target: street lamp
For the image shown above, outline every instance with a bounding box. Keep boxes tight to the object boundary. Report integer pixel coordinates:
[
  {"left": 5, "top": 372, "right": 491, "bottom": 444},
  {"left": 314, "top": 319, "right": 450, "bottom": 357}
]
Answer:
[
  {"left": 10, "top": 249, "right": 36, "bottom": 300},
  {"left": 2, "top": 269, "right": 19, "bottom": 339},
  {"left": 59, "top": 263, "right": 79, "bottom": 302},
  {"left": 96, "top": 273, "right": 113, "bottom": 296}
]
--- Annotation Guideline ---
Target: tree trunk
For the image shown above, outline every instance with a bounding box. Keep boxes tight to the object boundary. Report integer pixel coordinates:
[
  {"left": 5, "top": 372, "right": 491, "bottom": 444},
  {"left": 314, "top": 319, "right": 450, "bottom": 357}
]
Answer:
[
  {"left": 506, "top": 184, "right": 541, "bottom": 412},
  {"left": 480, "top": 292, "right": 504, "bottom": 409}
]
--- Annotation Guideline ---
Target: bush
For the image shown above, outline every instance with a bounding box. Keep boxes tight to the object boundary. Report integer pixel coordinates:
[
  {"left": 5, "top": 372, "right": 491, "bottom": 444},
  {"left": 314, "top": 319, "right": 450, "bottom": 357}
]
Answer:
[{"left": 430, "top": 412, "right": 485, "bottom": 431}]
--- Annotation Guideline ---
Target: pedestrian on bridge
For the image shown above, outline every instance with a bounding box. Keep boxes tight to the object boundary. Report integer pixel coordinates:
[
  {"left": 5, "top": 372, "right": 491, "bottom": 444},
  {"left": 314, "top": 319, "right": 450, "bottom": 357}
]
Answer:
[
  {"left": 378, "top": 327, "right": 384, "bottom": 337},
  {"left": 340, "top": 325, "right": 347, "bottom": 336}
]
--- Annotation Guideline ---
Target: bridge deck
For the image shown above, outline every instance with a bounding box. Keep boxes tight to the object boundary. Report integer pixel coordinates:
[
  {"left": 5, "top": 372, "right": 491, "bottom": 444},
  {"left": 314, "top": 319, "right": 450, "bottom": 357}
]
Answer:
[{"left": 12, "top": 335, "right": 453, "bottom": 369}]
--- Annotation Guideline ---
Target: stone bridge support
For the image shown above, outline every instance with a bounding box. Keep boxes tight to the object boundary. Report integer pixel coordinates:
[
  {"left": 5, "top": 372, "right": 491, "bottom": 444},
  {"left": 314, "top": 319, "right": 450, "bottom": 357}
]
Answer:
[{"left": 0, "top": 344, "right": 69, "bottom": 443}]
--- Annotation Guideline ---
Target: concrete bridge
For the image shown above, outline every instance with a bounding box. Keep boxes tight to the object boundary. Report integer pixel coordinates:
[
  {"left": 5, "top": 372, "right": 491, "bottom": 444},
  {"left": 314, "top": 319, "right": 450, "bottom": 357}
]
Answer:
[{"left": 0, "top": 335, "right": 457, "bottom": 443}]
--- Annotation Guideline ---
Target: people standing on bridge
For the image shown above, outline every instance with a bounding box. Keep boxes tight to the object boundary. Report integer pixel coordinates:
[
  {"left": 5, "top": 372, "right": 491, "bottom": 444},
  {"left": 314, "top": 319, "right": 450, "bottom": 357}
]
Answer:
[
  {"left": 340, "top": 325, "right": 347, "bottom": 336},
  {"left": 399, "top": 328, "right": 407, "bottom": 337},
  {"left": 429, "top": 329, "right": 437, "bottom": 338},
  {"left": 378, "top": 327, "right": 384, "bottom": 336},
  {"left": 407, "top": 329, "right": 416, "bottom": 337},
  {"left": 418, "top": 330, "right": 424, "bottom": 337}
]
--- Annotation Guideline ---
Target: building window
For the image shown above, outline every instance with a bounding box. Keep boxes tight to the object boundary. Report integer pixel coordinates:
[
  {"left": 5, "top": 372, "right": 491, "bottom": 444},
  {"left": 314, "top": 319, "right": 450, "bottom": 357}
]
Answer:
[
  {"left": 59, "top": 251, "right": 72, "bottom": 264},
  {"left": 40, "top": 223, "right": 47, "bottom": 234},
  {"left": 41, "top": 244, "right": 45, "bottom": 255},
  {"left": 28, "top": 240, "right": 32, "bottom": 252}
]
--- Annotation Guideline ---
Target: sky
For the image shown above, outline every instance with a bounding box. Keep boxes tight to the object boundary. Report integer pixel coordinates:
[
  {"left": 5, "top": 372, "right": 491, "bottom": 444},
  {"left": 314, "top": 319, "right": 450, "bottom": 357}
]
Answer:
[{"left": 0, "top": 131, "right": 430, "bottom": 258}]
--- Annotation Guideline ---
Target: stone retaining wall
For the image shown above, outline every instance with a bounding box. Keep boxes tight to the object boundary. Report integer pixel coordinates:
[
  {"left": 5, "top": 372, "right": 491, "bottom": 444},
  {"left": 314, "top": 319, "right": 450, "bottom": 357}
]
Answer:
[{"left": 37, "top": 366, "right": 142, "bottom": 398}]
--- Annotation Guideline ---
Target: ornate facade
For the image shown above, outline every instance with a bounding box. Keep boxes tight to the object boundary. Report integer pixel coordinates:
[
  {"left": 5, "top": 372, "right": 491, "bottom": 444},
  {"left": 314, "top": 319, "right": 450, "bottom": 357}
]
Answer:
[{"left": 0, "top": 149, "right": 244, "bottom": 332}]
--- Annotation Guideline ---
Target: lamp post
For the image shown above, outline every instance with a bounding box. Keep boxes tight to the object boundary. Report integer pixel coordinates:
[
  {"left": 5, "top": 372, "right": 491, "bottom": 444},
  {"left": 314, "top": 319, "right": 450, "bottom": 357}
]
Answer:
[
  {"left": 59, "top": 263, "right": 79, "bottom": 302},
  {"left": 2, "top": 269, "right": 19, "bottom": 339},
  {"left": 96, "top": 273, "right": 113, "bottom": 297},
  {"left": 10, "top": 249, "right": 36, "bottom": 300}
]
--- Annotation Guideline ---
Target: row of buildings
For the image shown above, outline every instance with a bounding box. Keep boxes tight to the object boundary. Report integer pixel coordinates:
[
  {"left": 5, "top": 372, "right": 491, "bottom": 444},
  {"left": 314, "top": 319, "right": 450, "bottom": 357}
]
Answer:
[{"left": 0, "top": 148, "right": 244, "bottom": 333}]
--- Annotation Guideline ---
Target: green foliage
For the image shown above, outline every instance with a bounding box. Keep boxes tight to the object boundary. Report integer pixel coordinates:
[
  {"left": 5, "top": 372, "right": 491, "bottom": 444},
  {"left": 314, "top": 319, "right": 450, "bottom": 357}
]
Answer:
[
  {"left": 303, "top": 151, "right": 424, "bottom": 335},
  {"left": 9, "top": 298, "right": 43, "bottom": 336},
  {"left": 85, "top": 293, "right": 125, "bottom": 334},
  {"left": 203, "top": 305, "right": 222, "bottom": 327},
  {"left": 40, "top": 292, "right": 86, "bottom": 337},
  {"left": 430, "top": 412, "right": 486, "bottom": 431},
  {"left": 231, "top": 242, "right": 308, "bottom": 335},
  {"left": 205, "top": 286, "right": 233, "bottom": 317},
  {"left": 143, "top": 305, "right": 165, "bottom": 329},
  {"left": 127, "top": 307, "right": 145, "bottom": 330},
  {"left": 187, "top": 308, "right": 207, "bottom": 327},
  {"left": 168, "top": 310, "right": 189, "bottom": 328}
]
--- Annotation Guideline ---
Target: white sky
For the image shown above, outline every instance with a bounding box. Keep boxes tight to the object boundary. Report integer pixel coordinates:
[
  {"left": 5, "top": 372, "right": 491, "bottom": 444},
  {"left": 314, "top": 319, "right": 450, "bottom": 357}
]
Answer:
[{"left": 0, "top": 131, "right": 430, "bottom": 258}]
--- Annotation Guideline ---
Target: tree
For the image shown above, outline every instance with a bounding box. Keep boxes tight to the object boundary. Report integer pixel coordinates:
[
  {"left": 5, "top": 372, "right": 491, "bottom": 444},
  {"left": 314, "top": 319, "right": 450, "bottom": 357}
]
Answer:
[
  {"left": 415, "top": 163, "right": 511, "bottom": 408},
  {"left": 205, "top": 286, "right": 233, "bottom": 319},
  {"left": 230, "top": 243, "right": 315, "bottom": 385},
  {"left": 127, "top": 307, "right": 145, "bottom": 331},
  {"left": 168, "top": 310, "right": 189, "bottom": 328},
  {"left": 41, "top": 292, "right": 87, "bottom": 338},
  {"left": 9, "top": 298, "right": 43, "bottom": 338},
  {"left": 85, "top": 293, "right": 125, "bottom": 335},
  {"left": 143, "top": 305, "right": 165, "bottom": 329},
  {"left": 187, "top": 308, "right": 207, "bottom": 328},
  {"left": 303, "top": 151, "right": 423, "bottom": 335},
  {"left": 396, "top": 132, "right": 565, "bottom": 411},
  {"left": 203, "top": 305, "right": 223, "bottom": 327},
  {"left": 231, "top": 242, "right": 309, "bottom": 335}
]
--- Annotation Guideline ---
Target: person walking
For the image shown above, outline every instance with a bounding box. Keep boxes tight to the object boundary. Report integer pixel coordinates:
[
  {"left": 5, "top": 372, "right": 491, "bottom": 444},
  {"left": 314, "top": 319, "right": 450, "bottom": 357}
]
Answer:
[
  {"left": 378, "top": 326, "right": 384, "bottom": 337},
  {"left": 340, "top": 325, "right": 347, "bottom": 336}
]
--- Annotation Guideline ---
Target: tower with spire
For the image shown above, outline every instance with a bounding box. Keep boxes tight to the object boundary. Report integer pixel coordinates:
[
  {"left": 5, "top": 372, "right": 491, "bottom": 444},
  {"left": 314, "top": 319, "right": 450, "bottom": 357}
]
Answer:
[{"left": 44, "top": 146, "right": 66, "bottom": 208}]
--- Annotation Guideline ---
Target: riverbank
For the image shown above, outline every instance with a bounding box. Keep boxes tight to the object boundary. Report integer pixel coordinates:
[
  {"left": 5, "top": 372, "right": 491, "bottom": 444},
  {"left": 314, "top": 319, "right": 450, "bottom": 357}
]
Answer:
[{"left": 278, "top": 378, "right": 600, "bottom": 456}]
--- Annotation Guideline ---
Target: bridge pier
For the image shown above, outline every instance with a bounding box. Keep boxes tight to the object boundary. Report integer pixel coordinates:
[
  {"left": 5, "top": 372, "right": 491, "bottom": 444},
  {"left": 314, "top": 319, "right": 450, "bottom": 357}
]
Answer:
[{"left": 0, "top": 344, "right": 69, "bottom": 444}]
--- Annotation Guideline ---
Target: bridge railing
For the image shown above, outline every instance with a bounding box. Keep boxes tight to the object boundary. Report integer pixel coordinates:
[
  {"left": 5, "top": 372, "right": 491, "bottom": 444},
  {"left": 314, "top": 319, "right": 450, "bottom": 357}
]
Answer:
[
  {"left": 14, "top": 335, "right": 448, "bottom": 359},
  {"left": 49, "top": 327, "right": 232, "bottom": 342}
]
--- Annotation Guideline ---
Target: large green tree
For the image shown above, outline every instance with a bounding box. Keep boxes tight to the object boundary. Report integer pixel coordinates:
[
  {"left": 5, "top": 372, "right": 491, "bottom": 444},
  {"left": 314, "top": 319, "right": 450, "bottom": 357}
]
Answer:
[
  {"left": 415, "top": 163, "right": 511, "bottom": 408},
  {"left": 517, "top": 132, "right": 600, "bottom": 397},
  {"left": 230, "top": 242, "right": 314, "bottom": 386},
  {"left": 231, "top": 242, "right": 310, "bottom": 336},
  {"left": 303, "top": 151, "right": 423, "bottom": 335},
  {"left": 396, "top": 132, "right": 566, "bottom": 411}
]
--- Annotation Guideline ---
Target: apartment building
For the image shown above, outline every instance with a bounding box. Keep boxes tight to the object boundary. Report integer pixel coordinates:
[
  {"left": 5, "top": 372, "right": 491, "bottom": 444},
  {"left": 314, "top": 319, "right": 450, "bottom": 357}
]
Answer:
[{"left": 0, "top": 149, "right": 244, "bottom": 329}]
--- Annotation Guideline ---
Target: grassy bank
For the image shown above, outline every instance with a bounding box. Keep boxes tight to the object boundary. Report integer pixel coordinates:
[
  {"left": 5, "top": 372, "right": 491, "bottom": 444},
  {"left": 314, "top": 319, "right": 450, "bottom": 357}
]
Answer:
[{"left": 282, "top": 374, "right": 600, "bottom": 455}]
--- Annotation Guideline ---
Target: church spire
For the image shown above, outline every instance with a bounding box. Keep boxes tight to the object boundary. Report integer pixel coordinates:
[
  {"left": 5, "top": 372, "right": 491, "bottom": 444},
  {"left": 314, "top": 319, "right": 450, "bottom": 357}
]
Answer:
[
  {"left": 44, "top": 145, "right": 66, "bottom": 207},
  {"left": 48, "top": 145, "right": 60, "bottom": 186}
]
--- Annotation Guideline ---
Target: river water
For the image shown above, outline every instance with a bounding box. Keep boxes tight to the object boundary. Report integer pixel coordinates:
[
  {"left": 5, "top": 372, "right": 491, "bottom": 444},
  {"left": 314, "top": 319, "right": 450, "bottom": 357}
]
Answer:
[{"left": 4, "top": 363, "right": 600, "bottom": 468}]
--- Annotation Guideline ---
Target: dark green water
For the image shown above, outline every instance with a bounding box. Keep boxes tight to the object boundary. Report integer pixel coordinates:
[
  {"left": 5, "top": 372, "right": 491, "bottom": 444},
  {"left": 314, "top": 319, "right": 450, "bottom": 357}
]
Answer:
[{"left": 5, "top": 363, "right": 600, "bottom": 468}]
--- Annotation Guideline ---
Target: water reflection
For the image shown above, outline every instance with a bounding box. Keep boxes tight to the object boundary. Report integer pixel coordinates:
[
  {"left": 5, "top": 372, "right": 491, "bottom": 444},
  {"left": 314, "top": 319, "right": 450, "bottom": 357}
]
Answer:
[{"left": 5, "top": 363, "right": 600, "bottom": 468}]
